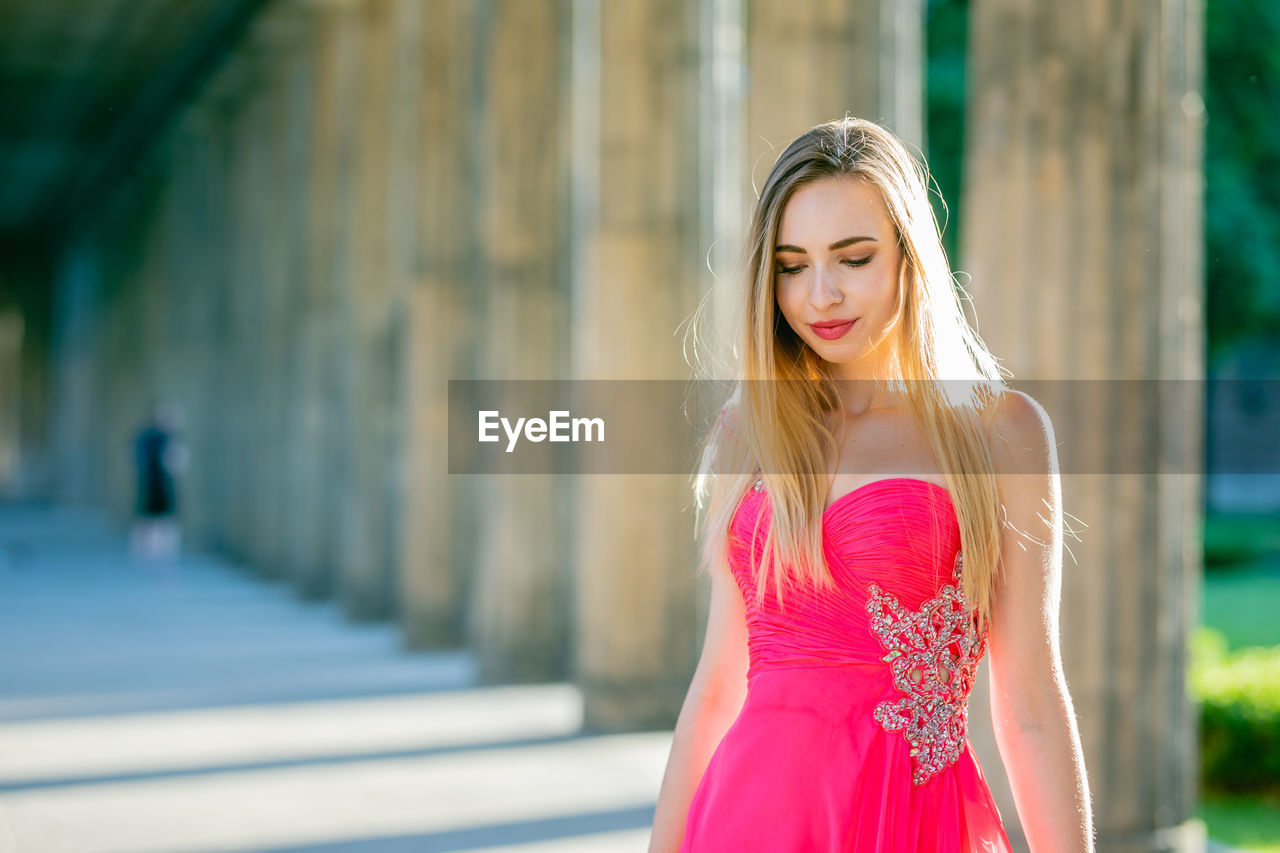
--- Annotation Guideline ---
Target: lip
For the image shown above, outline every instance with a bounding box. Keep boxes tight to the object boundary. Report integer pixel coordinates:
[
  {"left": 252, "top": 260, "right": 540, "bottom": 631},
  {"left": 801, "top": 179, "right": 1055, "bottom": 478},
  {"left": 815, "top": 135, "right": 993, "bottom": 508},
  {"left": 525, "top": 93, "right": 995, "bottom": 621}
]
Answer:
[{"left": 809, "top": 318, "right": 857, "bottom": 341}]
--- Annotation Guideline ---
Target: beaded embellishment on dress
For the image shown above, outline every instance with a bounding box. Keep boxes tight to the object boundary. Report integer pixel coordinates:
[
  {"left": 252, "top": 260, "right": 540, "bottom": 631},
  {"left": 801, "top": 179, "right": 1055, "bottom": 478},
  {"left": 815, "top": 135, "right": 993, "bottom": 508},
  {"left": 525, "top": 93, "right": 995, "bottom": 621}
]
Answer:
[{"left": 864, "top": 550, "right": 988, "bottom": 786}]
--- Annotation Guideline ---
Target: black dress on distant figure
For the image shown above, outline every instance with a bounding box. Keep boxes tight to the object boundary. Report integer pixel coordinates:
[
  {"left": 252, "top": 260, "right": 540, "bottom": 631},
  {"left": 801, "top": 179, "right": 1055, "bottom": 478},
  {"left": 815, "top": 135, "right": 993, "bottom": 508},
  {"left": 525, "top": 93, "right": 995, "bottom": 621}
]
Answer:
[{"left": 135, "top": 426, "right": 175, "bottom": 518}]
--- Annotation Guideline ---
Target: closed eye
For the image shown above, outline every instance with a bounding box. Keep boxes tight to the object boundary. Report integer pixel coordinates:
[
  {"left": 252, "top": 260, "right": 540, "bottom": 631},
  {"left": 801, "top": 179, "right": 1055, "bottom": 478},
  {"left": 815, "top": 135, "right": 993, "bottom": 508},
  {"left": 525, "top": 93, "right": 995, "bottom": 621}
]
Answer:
[{"left": 776, "top": 257, "right": 872, "bottom": 276}]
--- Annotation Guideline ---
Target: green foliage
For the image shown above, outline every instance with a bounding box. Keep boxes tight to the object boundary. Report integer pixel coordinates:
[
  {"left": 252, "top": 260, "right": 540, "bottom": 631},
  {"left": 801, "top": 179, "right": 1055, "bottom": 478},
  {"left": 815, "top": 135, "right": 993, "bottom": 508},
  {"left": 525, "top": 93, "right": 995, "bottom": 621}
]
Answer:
[
  {"left": 924, "top": 0, "right": 969, "bottom": 270},
  {"left": 925, "top": 0, "right": 1280, "bottom": 358},
  {"left": 1197, "top": 793, "right": 1280, "bottom": 853},
  {"left": 1201, "top": 561, "right": 1280, "bottom": 650},
  {"left": 1204, "top": 0, "right": 1280, "bottom": 359},
  {"left": 1204, "top": 514, "right": 1280, "bottom": 571},
  {"left": 1190, "top": 627, "right": 1280, "bottom": 796}
]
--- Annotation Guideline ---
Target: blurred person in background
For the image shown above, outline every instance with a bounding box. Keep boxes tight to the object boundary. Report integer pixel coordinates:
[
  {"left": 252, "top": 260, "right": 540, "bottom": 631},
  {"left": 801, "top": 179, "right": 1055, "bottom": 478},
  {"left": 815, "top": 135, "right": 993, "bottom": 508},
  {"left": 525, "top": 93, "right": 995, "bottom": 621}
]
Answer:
[{"left": 130, "top": 397, "right": 188, "bottom": 565}]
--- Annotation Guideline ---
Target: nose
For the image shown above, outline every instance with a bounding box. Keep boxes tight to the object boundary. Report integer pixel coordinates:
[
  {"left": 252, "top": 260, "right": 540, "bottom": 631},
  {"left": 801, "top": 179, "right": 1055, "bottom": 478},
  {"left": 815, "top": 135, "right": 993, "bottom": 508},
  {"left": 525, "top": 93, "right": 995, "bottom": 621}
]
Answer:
[{"left": 808, "top": 264, "right": 843, "bottom": 310}]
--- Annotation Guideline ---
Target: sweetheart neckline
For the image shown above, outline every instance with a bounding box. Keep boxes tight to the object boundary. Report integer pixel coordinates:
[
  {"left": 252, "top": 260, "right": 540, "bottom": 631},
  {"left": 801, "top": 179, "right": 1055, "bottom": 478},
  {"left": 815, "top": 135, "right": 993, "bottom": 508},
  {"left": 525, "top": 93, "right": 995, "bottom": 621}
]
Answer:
[
  {"left": 823, "top": 477, "right": 953, "bottom": 521},
  {"left": 751, "top": 476, "right": 953, "bottom": 522}
]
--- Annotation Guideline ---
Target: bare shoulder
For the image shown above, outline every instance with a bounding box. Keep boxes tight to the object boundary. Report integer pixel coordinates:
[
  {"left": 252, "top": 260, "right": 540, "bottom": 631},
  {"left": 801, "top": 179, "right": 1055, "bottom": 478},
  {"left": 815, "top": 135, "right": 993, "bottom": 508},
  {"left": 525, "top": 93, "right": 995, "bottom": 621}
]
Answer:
[
  {"left": 717, "top": 397, "right": 742, "bottom": 431},
  {"left": 714, "top": 395, "right": 748, "bottom": 454},
  {"left": 981, "top": 388, "right": 1057, "bottom": 477}
]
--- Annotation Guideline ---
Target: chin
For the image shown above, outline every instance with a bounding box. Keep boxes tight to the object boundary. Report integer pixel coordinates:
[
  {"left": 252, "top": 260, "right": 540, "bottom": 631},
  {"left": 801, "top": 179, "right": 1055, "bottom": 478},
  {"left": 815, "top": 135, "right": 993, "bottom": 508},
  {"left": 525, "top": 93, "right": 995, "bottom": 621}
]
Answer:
[{"left": 811, "top": 337, "right": 859, "bottom": 354}]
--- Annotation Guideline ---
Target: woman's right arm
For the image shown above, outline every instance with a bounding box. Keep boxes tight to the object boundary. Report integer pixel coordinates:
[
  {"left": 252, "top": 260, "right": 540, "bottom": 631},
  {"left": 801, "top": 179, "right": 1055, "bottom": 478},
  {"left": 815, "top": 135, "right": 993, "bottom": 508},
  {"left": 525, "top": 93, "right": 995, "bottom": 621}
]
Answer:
[{"left": 647, "top": 553, "right": 750, "bottom": 852}]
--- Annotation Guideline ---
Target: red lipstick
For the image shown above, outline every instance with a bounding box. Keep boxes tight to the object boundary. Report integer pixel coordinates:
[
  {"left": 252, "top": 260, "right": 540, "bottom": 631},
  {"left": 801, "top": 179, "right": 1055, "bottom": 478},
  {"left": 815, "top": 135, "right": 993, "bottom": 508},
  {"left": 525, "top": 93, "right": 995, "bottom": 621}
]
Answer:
[{"left": 809, "top": 318, "right": 857, "bottom": 341}]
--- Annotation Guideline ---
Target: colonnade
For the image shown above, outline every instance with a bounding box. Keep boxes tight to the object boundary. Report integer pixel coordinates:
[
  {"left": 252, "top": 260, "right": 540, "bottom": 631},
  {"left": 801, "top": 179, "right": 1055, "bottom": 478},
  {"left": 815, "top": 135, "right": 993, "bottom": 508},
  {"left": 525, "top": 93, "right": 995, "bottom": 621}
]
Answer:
[{"left": 39, "top": 1, "right": 1204, "bottom": 849}]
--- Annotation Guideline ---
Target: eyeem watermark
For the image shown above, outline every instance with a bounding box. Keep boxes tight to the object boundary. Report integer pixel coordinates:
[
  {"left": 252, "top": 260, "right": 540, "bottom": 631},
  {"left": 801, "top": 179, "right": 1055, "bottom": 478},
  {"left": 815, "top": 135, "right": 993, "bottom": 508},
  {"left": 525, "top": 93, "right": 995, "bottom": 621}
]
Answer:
[
  {"left": 449, "top": 378, "right": 1275, "bottom": 475},
  {"left": 478, "top": 410, "right": 605, "bottom": 453}
]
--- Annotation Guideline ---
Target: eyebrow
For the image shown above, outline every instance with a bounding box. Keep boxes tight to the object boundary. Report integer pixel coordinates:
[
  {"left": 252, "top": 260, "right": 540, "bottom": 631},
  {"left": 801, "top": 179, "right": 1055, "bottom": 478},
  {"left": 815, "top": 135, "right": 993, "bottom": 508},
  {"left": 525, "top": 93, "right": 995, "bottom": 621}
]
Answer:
[{"left": 774, "top": 236, "right": 878, "bottom": 254}]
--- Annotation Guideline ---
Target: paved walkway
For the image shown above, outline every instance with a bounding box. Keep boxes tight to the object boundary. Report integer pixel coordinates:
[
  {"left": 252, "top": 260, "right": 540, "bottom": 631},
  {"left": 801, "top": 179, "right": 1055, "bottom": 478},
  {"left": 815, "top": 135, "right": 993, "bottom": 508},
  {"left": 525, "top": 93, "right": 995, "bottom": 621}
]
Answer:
[{"left": 0, "top": 504, "right": 668, "bottom": 853}]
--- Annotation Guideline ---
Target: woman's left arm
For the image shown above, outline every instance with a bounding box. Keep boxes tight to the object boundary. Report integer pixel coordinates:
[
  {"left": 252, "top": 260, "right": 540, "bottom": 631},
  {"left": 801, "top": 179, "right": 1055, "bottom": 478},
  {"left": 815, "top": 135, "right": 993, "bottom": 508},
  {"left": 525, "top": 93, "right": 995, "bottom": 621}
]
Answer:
[{"left": 984, "top": 391, "right": 1095, "bottom": 853}]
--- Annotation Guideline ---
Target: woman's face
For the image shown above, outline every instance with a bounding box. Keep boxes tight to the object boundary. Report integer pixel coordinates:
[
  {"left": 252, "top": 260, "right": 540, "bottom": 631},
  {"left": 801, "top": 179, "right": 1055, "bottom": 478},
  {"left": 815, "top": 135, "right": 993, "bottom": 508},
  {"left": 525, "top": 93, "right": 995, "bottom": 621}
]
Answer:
[{"left": 773, "top": 176, "right": 904, "bottom": 380}]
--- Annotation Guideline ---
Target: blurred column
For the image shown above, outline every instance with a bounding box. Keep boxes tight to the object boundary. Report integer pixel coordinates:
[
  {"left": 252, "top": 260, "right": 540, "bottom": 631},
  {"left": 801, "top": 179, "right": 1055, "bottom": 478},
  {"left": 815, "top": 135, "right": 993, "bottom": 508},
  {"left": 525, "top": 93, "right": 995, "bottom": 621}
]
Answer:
[
  {"left": 193, "top": 77, "right": 238, "bottom": 555},
  {"left": 204, "top": 48, "right": 260, "bottom": 564},
  {"left": 236, "top": 53, "right": 274, "bottom": 572},
  {"left": 299, "top": 0, "right": 363, "bottom": 598},
  {"left": 569, "top": 0, "right": 706, "bottom": 730},
  {"left": 162, "top": 111, "right": 216, "bottom": 549},
  {"left": 264, "top": 20, "right": 297, "bottom": 581},
  {"left": 90, "top": 182, "right": 132, "bottom": 514},
  {"left": 236, "top": 3, "right": 318, "bottom": 582},
  {"left": 240, "top": 19, "right": 294, "bottom": 579},
  {"left": 51, "top": 240, "right": 102, "bottom": 507},
  {"left": 0, "top": 254, "right": 53, "bottom": 501},
  {"left": 335, "top": 0, "right": 396, "bottom": 620},
  {"left": 699, "top": 0, "right": 747, "bottom": 379},
  {"left": 747, "top": 0, "right": 924, "bottom": 178},
  {"left": 461, "top": 0, "right": 573, "bottom": 682},
  {"left": 0, "top": 305, "right": 21, "bottom": 496},
  {"left": 961, "top": 1, "right": 1205, "bottom": 850},
  {"left": 377, "top": 0, "right": 420, "bottom": 630},
  {"left": 399, "top": 0, "right": 479, "bottom": 648},
  {"left": 248, "top": 1, "right": 324, "bottom": 590}
]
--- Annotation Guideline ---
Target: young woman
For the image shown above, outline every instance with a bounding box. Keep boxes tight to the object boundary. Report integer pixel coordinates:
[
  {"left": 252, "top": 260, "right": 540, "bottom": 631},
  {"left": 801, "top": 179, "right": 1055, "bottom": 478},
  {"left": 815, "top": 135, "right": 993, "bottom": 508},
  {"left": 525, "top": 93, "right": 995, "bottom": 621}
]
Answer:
[{"left": 648, "top": 117, "right": 1094, "bottom": 851}]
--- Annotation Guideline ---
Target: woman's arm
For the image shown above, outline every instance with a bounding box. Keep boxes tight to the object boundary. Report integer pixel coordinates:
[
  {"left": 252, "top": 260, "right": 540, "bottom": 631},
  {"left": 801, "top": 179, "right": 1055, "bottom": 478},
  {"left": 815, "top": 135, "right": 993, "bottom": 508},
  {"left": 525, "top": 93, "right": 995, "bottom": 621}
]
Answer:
[
  {"left": 648, "top": 558, "right": 750, "bottom": 853},
  {"left": 985, "top": 391, "right": 1095, "bottom": 853}
]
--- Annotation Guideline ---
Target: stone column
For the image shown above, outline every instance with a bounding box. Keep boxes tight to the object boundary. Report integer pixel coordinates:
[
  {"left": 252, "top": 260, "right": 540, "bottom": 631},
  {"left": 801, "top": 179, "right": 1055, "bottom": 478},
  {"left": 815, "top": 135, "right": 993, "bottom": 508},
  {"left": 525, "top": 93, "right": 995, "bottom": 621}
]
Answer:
[
  {"left": 244, "top": 4, "right": 315, "bottom": 582},
  {"left": 376, "top": 0, "right": 421, "bottom": 630},
  {"left": 330, "top": 0, "right": 396, "bottom": 621},
  {"left": 0, "top": 303, "right": 21, "bottom": 496},
  {"left": 399, "top": 0, "right": 480, "bottom": 649},
  {"left": 261, "top": 1, "right": 326, "bottom": 597},
  {"left": 295, "top": 0, "right": 363, "bottom": 598},
  {"left": 569, "top": 0, "right": 706, "bottom": 731},
  {"left": 699, "top": 0, "right": 747, "bottom": 380},
  {"left": 159, "top": 113, "right": 216, "bottom": 550},
  {"left": 253, "top": 27, "right": 293, "bottom": 582},
  {"left": 463, "top": 0, "right": 573, "bottom": 683},
  {"left": 64, "top": 237, "right": 94, "bottom": 510},
  {"left": 961, "top": 1, "right": 1205, "bottom": 850},
  {"left": 746, "top": 0, "right": 924, "bottom": 178},
  {"left": 193, "top": 86, "right": 237, "bottom": 556},
  {"left": 201, "top": 49, "right": 259, "bottom": 564},
  {"left": 50, "top": 240, "right": 102, "bottom": 507},
  {"left": 240, "top": 80, "right": 275, "bottom": 573},
  {"left": 84, "top": 200, "right": 120, "bottom": 514},
  {"left": 0, "top": 254, "right": 53, "bottom": 501},
  {"left": 16, "top": 263, "right": 52, "bottom": 500}
]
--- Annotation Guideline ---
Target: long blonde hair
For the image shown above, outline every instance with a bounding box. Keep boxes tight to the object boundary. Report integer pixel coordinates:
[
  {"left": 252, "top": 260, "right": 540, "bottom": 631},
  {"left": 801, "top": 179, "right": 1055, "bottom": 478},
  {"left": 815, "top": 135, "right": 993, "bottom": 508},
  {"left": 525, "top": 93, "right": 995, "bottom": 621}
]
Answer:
[{"left": 690, "top": 116, "right": 1012, "bottom": 636}]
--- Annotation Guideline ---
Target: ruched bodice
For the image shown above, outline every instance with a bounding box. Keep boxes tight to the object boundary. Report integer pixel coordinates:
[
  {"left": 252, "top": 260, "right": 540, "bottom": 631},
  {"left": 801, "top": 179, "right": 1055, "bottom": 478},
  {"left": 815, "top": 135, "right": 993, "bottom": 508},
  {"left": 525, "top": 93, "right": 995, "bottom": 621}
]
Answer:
[
  {"left": 679, "top": 477, "right": 1012, "bottom": 851},
  {"left": 729, "top": 477, "right": 970, "bottom": 680}
]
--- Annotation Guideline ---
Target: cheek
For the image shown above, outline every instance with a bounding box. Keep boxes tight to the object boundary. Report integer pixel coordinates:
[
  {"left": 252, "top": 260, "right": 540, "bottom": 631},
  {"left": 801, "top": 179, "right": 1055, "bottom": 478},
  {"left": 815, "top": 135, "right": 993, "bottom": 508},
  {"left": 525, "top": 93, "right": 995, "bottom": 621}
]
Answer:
[
  {"left": 870, "top": 266, "right": 900, "bottom": 310},
  {"left": 774, "top": 282, "right": 800, "bottom": 320}
]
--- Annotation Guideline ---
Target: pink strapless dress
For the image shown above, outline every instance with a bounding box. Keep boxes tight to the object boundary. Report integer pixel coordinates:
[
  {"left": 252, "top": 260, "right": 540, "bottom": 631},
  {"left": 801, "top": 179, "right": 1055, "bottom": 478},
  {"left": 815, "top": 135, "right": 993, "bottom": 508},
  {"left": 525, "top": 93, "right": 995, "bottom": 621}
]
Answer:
[{"left": 679, "top": 477, "right": 1013, "bottom": 852}]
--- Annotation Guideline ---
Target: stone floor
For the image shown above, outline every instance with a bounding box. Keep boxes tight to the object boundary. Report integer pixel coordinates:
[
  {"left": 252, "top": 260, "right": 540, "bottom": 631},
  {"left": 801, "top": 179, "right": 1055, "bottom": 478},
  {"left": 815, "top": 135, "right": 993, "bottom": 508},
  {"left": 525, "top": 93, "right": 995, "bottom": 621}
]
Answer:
[{"left": 0, "top": 504, "right": 668, "bottom": 853}]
